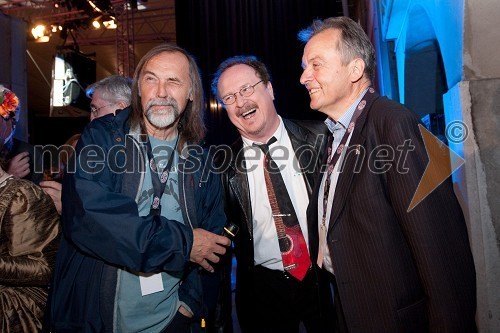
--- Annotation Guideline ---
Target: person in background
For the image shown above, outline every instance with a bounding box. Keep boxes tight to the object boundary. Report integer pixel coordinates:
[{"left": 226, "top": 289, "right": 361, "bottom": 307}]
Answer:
[
  {"left": 40, "top": 75, "right": 131, "bottom": 213},
  {"left": 45, "top": 43, "right": 231, "bottom": 333},
  {"left": 298, "top": 16, "right": 476, "bottom": 332},
  {"left": 85, "top": 74, "right": 133, "bottom": 121},
  {"left": 211, "top": 55, "right": 330, "bottom": 333},
  {"left": 0, "top": 92, "right": 60, "bottom": 333},
  {"left": 52, "top": 133, "right": 81, "bottom": 181},
  {"left": 40, "top": 133, "right": 81, "bottom": 214},
  {"left": 0, "top": 85, "right": 43, "bottom": 184}
]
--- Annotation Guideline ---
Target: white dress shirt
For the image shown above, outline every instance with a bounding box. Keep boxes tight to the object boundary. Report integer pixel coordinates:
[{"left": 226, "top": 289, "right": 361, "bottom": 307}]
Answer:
[{"left": 242, "top": 116, "right": 310, "bottom": 271}]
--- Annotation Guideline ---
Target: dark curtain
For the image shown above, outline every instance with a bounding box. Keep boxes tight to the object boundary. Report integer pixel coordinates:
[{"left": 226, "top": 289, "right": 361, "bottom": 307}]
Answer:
[{"left": 175, "top": 0, "right": 344, "bottom": 146}]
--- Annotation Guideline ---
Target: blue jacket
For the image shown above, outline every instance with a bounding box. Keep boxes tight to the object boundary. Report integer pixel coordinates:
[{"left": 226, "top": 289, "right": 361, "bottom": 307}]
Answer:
[{"left": 46, "top": 108, "right": 226, "bottom": 332}]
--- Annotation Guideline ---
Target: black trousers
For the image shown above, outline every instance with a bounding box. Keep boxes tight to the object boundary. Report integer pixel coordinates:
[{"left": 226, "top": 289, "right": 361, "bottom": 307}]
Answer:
[
  {"left": 320, "top": 269, "right": 348, "bottom": 333},
  {"left": 244, "top": 265, "right": 332, "bottom": 333},
  {"left": 160, "top": 311, "right": 193, "bottom": 333}
]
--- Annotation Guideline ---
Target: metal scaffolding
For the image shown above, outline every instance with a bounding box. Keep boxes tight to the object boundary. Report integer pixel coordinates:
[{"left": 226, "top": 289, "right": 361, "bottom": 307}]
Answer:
[
  {"left": 114, "top": 2, "right": 135, "bottom": 77},
  {"left": 0, "top": 0, "right": 176, "bottom": 75}
]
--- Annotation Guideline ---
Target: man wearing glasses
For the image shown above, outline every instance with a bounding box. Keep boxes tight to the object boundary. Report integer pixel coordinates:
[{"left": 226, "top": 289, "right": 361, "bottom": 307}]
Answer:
[
  {"left": 211, "top": 56, "right": 331, "bottom": 332},
  {"left": 86, "top": 75, "right": 132, "bottom": 121},
  {"left": 38, "top": 75, "right": 133, "bottom": 214}
]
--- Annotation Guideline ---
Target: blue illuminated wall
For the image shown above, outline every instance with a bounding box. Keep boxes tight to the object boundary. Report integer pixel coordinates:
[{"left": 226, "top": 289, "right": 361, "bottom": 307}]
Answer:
[
  {"left": 374, "top": 0, "right": 464, "bottom": 143},
  {"left": 374, "top": 3, "right": 500, "bottom": 330},
  {"left": 376, "top": 0, "right": 463, "bottom": 106}
]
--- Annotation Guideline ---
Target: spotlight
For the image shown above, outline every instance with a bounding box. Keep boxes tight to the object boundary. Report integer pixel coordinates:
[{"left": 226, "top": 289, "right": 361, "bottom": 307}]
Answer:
[
  {"left": 102, "top": 15, "right": 117, "bottom": 29},
  {"left": 32, "top": 24, "right": 47, "bottom": 39},
  {"left": 90, "top": 13, "right": 103, "bottom": 29},
  {"left": 92, "top": 19, "right": 101, "bottom": 29},
  {"left": 31, "top": 24, "right": 51, "bottom": 42},
  {"left": 102, "top": 19, "right": 117, "bottom": 29}
]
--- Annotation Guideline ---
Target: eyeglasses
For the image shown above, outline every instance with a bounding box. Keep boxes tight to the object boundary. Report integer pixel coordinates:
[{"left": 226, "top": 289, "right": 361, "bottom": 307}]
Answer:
[
  {"left": 220, "top": 80, "right": 264, "bottom": 105},
  {"left": 90, "top": 103, "right": 114, "bottom": 115}
]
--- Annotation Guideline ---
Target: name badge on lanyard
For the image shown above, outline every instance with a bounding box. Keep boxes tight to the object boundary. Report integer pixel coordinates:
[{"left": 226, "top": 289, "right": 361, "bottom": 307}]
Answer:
[{"left": 139, "top": 273, "right": 164, "bottom": 296}]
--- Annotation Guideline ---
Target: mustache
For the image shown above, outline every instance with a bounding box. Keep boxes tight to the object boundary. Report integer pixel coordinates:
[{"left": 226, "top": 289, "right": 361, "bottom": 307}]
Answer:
[
  {"left": 145, "top": 98, "right": 179, "bottom": 110},
  {"left": 236, "top": 102, "right": 258, "bottom": 117}
]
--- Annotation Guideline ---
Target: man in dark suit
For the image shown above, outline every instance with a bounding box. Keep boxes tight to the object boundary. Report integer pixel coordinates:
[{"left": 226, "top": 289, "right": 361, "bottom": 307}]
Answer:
[
  {"left": 211, "top": 56, "right": 330, "bottom": 332},
  {"left": 298, "top": 17, "right": 477, "bottom": 332}
]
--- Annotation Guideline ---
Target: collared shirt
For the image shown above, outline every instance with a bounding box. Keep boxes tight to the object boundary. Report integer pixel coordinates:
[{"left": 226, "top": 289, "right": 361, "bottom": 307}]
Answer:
[
  {"left": 318, "top": 90, "right": 368, "bottom": 274},
  {"left": 242, "top": 116, "right": 310, "bottom": 271}
]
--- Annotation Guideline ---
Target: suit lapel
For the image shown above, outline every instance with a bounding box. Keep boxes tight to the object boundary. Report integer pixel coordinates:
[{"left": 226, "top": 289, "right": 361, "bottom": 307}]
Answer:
[
  {"left": 307, "top": 145, "right": 329, "bottom": 262},
  {"left": 285, "top": 120, "right": 316, "bottom": 196},
  {"left": 228, "top": 140, "right": 253, "bottom": 234},
  {"left": 328, "top": 90, "right": 379, "bottom": 231}
]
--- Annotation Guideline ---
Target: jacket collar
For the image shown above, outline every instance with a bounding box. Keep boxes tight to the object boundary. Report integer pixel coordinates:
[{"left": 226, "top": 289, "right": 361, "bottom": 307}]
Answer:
[
  {"left": 120, "top": 109, "right": 203, "bottom": 229},
  {"left": 227, "top": 137, "right": 253, "bottom": 234}
]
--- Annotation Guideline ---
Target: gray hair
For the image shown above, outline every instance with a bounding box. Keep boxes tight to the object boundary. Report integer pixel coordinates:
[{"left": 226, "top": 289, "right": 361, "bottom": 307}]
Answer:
[
  {"left": 129, "top": 43, "right": 206, "bottom": 149},
  {"left": 298, "top": 17, "right": 375, "bottom": 80},
  {"left": 86, "top": 75, "right": 133, "bottom": 105}
]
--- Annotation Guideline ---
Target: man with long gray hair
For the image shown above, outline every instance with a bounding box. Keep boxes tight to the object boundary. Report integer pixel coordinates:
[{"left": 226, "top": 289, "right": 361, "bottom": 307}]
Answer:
[{"left": 45, "top": 44, "right": 231, "bottom": 333}]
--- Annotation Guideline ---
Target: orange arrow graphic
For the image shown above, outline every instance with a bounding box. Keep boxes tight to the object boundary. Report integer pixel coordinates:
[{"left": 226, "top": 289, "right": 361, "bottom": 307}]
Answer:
[{"left": 407, "top": 124, "right": 465, "bottom": 212}]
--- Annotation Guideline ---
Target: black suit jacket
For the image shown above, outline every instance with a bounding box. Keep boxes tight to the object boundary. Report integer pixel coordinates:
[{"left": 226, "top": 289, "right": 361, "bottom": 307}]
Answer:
[
  {"left": 217, "top": 118, "right": 327, "bottom": 331},
  {"left": 307, "top": 90, "right": 477, "bottom": 332}
]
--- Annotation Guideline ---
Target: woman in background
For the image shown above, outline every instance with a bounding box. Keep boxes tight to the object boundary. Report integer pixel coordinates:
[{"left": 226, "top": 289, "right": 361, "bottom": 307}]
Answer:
[{"left": 1, "top": 85, "right": 60, "bottom": 333}]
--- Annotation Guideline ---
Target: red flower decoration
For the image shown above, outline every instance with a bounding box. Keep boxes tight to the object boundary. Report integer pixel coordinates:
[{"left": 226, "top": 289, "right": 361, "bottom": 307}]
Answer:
[{"left": 0, "top": 89, "right": 19, "bottom": 119}]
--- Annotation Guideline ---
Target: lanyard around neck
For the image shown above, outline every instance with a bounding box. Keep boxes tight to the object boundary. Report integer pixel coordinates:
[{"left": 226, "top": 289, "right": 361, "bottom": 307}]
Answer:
[
  {"left": 321, "top": 90, "right": 371, "bottom": 226},
  {"left": 145, "top": 135, "right": 179, "bottom": 216}
]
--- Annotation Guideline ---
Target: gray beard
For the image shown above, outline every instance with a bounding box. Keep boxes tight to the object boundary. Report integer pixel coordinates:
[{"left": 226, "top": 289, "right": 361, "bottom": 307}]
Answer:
[{"left": 145, "top": 99, "right": 180, "bottom": 128}]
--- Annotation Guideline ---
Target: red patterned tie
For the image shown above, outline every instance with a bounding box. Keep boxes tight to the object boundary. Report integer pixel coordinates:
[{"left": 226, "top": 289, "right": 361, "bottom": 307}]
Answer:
[{"left": 256, "top": 137, "right": 311, "bottom": 281}]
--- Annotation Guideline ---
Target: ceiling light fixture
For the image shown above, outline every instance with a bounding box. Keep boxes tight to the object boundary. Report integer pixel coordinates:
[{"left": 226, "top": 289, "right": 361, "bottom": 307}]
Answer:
[
  {"left": 102, "top": 19, "right": 117, "bottom": 29},
  {"left": 92, "top": 17, "right": 102, "bottom": 29},
  {"left": 31, "top": 24, "right": 51, "bottom": 42}
]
